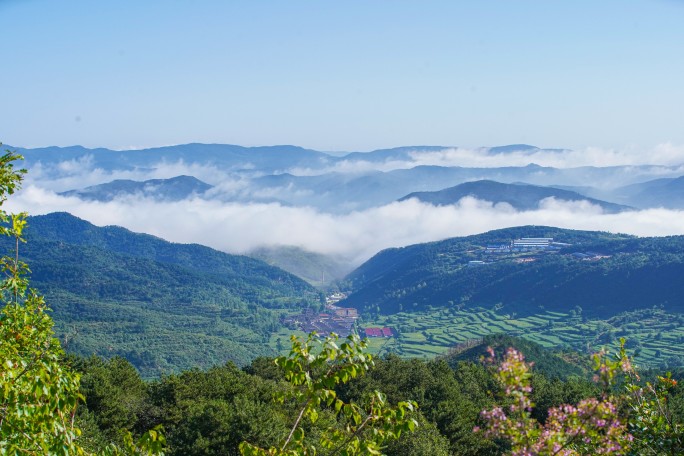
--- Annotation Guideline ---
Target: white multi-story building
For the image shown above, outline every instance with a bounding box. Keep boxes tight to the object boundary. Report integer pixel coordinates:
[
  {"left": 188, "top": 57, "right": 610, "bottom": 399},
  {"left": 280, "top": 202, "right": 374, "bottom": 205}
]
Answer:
[{"left": 512, "top": 237, "right": 553, "bottom": 251}]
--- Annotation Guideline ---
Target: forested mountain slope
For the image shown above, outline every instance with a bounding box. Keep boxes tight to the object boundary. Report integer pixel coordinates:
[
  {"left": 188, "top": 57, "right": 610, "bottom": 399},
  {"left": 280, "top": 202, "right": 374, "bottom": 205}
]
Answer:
[
  {"left": 5, "top": 212, "right": 322, "bottom": 378},
  {"left": 341, "top": 226, "right": 684, "bottom": 318},
  {"left": 248, "top": 244, "right": 352, "bottom": 286},
  {"left": 26, "top": 212, "right": 318, "bottom": 287},
  {"left": 441, "top": 334, "right": 587, "bottom": 379}
]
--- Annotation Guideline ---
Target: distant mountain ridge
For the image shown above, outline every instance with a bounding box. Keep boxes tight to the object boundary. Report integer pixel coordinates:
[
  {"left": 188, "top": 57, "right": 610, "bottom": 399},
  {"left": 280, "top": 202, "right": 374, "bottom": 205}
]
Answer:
[
  {"left": 487, "top": 144, "right": 556, "bottom": 154},
  {"left": 614, "top": 176, "right": 684, "bottom": 209},
  {"left": 59, "top": 175, "right": 212, "bottom": 201},
  {"left": 12, "top": 143, "right": 331, "bottom": 173},
  {"left": 399, "top": 180, "right": 632, "bottom": 213},
  {"left": 13, "top": 142, "right": 684, "bottom": 211}
]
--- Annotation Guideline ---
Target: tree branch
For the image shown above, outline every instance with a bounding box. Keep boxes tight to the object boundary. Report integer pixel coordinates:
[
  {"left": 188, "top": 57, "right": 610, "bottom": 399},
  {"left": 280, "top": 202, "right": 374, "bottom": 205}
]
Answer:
[{"left": 281, "top": 398, "right": 310, "bottom": 451}]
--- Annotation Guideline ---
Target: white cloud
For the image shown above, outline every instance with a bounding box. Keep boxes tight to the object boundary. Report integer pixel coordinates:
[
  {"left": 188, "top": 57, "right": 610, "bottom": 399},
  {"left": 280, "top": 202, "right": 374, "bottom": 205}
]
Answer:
[
  {"left": 8, "top": 188, "right": 684, "bottom": 268},
  {"left": 10, "top": 144, "right": 684, "bottom": 271},
  {"left": 406, "top": 144, "right": 684, "bottom": 168},
  {"left": 287, "top": 158, "right": 420, "bottom": 176}
]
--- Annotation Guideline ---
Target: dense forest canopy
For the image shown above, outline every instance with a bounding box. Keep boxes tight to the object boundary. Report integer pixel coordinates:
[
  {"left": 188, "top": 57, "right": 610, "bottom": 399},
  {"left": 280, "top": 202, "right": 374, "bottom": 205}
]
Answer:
[{"left": 0, "top": 212, "right": 323, "bottom": 378}]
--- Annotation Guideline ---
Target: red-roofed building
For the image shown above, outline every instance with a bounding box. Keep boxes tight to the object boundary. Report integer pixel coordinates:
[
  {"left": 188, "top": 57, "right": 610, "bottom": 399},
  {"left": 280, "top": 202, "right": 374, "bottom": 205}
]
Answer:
[
  {"left": 365, "top": 328, "right": 383, "bottom": 337},
  {"left": 364, "top": 327, "right": 394, "bottom": 338}
]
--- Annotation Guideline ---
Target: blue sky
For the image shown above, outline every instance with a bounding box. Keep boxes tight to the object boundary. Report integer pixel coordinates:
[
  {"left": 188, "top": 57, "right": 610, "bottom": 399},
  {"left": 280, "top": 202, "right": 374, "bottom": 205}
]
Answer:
[{"left": 1, "top": 0, "right": 683, "bottom": 151}]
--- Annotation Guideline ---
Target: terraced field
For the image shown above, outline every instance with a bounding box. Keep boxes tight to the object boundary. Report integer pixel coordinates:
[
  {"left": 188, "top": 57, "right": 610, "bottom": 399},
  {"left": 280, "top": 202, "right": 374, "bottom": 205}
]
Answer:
[
  {"left": 267, "top": 306, "right": 684, "bottom": 369},
  {"left": 359, "top": 307, "right": 684, "bottom": 368}
]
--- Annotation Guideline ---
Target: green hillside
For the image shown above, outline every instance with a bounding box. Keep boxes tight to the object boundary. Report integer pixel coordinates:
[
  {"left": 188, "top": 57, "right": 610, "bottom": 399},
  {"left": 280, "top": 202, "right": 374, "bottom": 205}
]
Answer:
[
  {"left": 6, "top": 212, "right": 323, "bottom": 378},
  {"left": 441, "top": 334, "right": 587, "bottom": 379},
  {"left": 342, "top": 226, "right": 684, "bottom": 318},
  {"left": 248, "top": 245, "right": 352, "bottom": 287},
  {"left": 340, "top": 227, "right": 684, "bottom": 368}
]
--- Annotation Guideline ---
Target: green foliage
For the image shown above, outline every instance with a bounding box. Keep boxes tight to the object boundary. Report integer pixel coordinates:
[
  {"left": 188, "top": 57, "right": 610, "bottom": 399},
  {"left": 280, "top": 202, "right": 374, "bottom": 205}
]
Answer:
[
  {"left": 145, "top": 362, "right": 288, "bottom": 455},
  {"left": 337, "top": 354, "right": 499, "bottom": 455},
  {"left": 100, "top": 427, "right": 166, "bottom": 456},
  {"left": 0, "top": 287, "right": 85, "bottom": 454},
  {"left": 0, "top": 146, "right": 164, "bottom": 455},
  {"left": 0, "top": 149, "right": 83, "bottom": 454},
  {"left": 66, "top": 332, "right": 684, "bottom": 455},
  {"left": 380, "top": 414, "right": 449, "bottom": 456},
  {"left": 73, "top": 356, "right": 150, "bottom": 443},
  {"left": 239, "top": 333, "right": 418, "bottom": 456},
  {"left": 620, "top": 350, "right": 684, "bottom": 454}
]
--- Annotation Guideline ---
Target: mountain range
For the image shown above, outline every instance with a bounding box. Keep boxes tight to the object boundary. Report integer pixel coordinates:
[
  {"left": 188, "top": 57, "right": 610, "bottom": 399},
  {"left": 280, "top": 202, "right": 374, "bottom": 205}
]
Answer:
[
  {"left": 612, "top": 176, "right": 684, "bottom": 209},
  {"left": 11, "top": 141, "right": 684, "bottom": 298},
  {"left": 13, "top": 143, "right": 684, "bottom": 212},
  {"left": 6, "top": 142, "right": 684, "bottom": 372}
]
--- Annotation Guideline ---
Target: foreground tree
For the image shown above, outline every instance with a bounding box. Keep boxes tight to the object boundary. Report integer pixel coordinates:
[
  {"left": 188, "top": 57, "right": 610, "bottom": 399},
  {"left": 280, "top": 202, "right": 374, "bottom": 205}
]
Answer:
[
  {"left": 239, "top": 332, "right": 418, "bottom": 456},
  {"left": 0, "top": 150, "right": 85, "bottom": 454},
  {"left": 0, "top": 147, "right": 164, "bottom": 455}
]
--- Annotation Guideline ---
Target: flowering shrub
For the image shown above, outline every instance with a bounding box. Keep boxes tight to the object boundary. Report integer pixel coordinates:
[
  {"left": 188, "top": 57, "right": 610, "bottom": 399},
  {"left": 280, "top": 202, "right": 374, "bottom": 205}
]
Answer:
[
  {"left": 478, "top": 338, "right": 684, "bottom": 455},
  {"left": 476, "top": 346, "right": 633, "bottom": 455}
]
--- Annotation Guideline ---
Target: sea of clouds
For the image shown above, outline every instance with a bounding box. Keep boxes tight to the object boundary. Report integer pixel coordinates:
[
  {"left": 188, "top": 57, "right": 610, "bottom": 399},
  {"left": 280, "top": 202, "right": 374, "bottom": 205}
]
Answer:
[
  {"left": 8, "top": 187, "right": 684, "bottom": 268},
  {"left": 7, "top": 143, "right": 684, "bottom": 267},
  {"left": 288, "top": 143, "right": 684, "bottom": 176}
]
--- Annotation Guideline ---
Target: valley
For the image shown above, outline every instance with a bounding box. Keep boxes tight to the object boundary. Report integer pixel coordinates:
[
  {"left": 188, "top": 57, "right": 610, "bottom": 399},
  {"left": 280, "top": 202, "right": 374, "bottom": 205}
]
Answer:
[{"left": 6, "top": 142, "right": 684, "bottom": 376}]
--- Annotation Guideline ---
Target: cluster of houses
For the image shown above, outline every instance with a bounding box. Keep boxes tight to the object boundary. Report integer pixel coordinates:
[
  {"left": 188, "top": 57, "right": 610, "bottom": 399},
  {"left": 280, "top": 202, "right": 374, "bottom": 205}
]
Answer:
[
  {"left": 475, "top": 237, "right": 611, "bottom": 266},
  {"left": 281, "top": 291, "right": 397, "bottom": 339},
  {"left": 571, "top": 252, "right": 611, "bottom": 261},
  {"left": 282, "top": 298, "right": 360, "bottom": 337}
]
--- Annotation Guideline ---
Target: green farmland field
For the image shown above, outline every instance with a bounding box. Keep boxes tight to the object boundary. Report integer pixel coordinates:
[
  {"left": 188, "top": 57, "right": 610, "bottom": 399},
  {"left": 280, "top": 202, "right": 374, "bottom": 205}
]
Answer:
[{"left": 358, "top": 307, "right": 684, "bottom": 367}]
